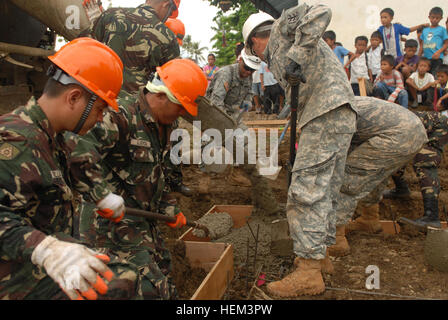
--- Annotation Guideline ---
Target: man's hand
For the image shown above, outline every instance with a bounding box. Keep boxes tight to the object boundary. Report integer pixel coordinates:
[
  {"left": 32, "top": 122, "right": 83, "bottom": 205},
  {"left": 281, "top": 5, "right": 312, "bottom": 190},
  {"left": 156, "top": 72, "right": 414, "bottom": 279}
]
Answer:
[
  {"left": 432, "top": 51, "right": 442, "bottom": 60},
  {"left": 166, "top": 212, "right": 187, "bottom": 229},
  {"left": 285, "top": 60, "right": 306, "bottom": 86},
  {"left": 97, "top": 193, "right": 125, "bottom": 223},
  {"left": 31, "top": 236, "right": 114, "bottom": 300},
  {"left": 83, "top": 0, "right": 104, "bottom": 24}
]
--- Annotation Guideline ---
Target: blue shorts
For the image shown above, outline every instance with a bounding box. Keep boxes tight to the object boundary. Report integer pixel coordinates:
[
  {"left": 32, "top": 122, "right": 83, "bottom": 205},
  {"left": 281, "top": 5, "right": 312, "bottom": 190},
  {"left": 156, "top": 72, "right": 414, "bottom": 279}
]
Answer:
[{"left": 252, "top": 82, "right": 263, "bottom": 96}]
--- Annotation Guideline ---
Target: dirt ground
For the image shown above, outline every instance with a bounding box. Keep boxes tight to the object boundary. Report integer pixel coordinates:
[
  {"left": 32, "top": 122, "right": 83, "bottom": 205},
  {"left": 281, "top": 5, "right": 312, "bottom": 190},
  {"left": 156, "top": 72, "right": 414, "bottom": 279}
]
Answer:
[{"left": 164, "top": 107, "right": 448, "bottom": 300}]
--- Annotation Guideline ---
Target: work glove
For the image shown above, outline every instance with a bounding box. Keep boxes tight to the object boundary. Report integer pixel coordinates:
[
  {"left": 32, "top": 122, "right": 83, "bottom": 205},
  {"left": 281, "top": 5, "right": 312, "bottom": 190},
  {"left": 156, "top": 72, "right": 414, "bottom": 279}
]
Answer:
[
  {"left": 285, "top": 59, "right": 307, "bottom": 86},
  {"left": 166, "top": 212, "right": 187, "bottom": 229},
  {"left": 31, "top": 236, "right": 114, "bottom": 300},
  {"left": 97, "top": 193, "right": 125, "bottom": 223},
  {"left": 83, "top": 0, "right": 104, "bottom": 24}
]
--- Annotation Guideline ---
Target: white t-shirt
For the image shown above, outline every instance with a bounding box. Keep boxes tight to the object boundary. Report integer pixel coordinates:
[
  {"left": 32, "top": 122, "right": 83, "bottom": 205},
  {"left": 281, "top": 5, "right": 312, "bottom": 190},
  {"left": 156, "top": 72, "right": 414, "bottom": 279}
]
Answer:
[
  {"left": 409, "top": 72, "right": 435, "bottom": 89},
  {"left": 350, "top": 53, "right": 369, "bottom": 84},
  {"left": 367, "top": 46, "right": 382, "bottom": 76},
  {"left": 252, "top": 67, "right": 262, "bottom": 84}
]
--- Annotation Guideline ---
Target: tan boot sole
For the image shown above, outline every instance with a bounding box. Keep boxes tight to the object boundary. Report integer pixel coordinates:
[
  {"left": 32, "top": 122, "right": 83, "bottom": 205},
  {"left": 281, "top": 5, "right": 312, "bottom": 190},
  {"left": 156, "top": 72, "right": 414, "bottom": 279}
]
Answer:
[{"left": 267, "top": 283, "right": 325, "bottom": 298}]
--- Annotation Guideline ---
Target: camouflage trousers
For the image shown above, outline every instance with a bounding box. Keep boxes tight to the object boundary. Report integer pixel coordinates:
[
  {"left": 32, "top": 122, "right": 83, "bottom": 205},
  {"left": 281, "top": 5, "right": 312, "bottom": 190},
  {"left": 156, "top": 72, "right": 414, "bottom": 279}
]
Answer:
[
  {"left": 79, "top": 201, "right": 177, "bottom": 300},
  {"left": 335, "top": 97, "right": 428, "bottom": 226},
  {"left": 165, "top": 162, "right": 184, "bottom": 190},
  {"left": 0, "top": 234, "right": 141, "bottom": 300},
  {"left": 392, "top": 145, "right": 442, "bottom": 199},
  {"left": 287, "top": 104, "right": 356, "bottom": 260}
]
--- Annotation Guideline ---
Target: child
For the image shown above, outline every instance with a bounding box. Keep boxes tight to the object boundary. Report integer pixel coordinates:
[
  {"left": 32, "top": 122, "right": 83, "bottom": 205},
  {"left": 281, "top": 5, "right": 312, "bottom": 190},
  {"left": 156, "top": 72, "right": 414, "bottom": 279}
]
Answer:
[
  {"left": 373, "top": 54, "right": 409, "bottom": 108},
  {"left": 323, "top": 30, "right": 354, "bottom": 65},
  {"left": 420, "top": 7, "right": 448, "bottom": 76},
  {"left": 428, "top": 64, "right": 448, "bottom": 113},
  {"left": 378, "top": 8, "right": 428, "bottom": 59},
  {"left": 345, "top": 36, "right": 373, "bottom": 96},
  {"left": 406, "top": 58, "right": 435, "bottom": 107},
  {"left": 395, "top": 39, "right": 419, "bottom": 82},
  {"left": 367, "top": 31, "right": 384, "bottom": 81}
]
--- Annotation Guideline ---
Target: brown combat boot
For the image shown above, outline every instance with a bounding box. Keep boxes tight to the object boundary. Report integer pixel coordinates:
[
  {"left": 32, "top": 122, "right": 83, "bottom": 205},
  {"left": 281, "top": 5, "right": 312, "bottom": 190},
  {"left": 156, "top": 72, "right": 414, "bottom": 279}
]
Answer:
[
  {"left": 328, "top": 225, "right": 350, "bottom": 257},
  {"left": 294, "top": 250, "right": 334, "bottom": 274},
  {"left": 267, "top": 258, "right": 325, "bottom": 297},
  {"left": 346, "top": 203, "right": 383, "bottom": 234}
]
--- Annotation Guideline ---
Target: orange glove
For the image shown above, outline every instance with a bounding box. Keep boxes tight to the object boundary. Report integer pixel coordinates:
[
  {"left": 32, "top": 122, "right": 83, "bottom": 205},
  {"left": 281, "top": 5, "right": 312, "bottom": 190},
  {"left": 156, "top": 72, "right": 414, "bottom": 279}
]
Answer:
[
  {"left": 97, "top": 193, "right": 125, "bottom": 223},
  {"left": 31, "top": 236, "right": 115, "bottom": 300},
  {"left": 166, "top": 212, "right": 187, "bottom": 229}
]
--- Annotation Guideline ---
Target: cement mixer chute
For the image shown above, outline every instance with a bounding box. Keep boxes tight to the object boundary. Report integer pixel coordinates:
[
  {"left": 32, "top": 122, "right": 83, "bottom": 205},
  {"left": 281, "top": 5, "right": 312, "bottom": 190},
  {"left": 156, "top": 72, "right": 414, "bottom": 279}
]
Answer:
[{"left": 8, "top": 0, "right": 90, "bottom": 41}]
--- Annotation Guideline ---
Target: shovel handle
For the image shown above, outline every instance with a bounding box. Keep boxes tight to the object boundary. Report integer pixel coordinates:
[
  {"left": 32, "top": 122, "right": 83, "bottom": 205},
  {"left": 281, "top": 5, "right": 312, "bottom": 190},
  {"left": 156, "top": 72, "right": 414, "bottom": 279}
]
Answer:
[{"left": 125, "top": 207, "right": 210, "bottom": 236}]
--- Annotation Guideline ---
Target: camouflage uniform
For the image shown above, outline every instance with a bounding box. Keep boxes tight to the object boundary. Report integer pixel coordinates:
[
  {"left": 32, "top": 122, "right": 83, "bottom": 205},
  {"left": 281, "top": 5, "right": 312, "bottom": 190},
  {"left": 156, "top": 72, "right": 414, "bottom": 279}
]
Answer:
[
  {"left": 335, "top": 97, "right": 428, "bottom": 227},
  {"left": 89, "top": 4, "right": 180, "bottom": 96},
  {"left": 389, "top": 111, "right": 448, "bottom": 201},
  {"left": 206, "top": 63, "right": 253, "bottom": 119},
  {"left": 0, "top": 99, "right": 140, "bottom": 300},
  {"left": 69, "top": 89, "right": 179, "bottom": 300},
  {"left": 265, "top": 3, "right": 357, "bottom": 260}
]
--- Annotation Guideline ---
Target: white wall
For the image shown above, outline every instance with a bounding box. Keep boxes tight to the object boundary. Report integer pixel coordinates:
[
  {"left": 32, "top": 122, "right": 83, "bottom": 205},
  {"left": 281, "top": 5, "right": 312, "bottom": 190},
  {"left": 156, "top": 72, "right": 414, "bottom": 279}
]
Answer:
[{"left": 304, "top": 0, "right": 446, "bottom": 52}]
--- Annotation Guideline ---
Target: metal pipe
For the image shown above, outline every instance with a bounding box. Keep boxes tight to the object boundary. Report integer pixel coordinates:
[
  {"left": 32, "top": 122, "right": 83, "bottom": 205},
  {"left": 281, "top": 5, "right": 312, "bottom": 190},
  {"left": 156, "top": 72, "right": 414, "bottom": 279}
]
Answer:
[{"left": 0, "top": 42, "right": 55, "bottom": 57}]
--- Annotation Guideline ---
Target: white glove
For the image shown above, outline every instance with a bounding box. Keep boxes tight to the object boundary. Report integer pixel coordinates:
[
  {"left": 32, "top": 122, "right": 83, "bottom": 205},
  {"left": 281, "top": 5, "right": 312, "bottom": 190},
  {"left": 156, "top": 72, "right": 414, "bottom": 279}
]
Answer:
[
  {"left": 31, "top": 236, "right": 114, "bottom": 300},
  {"left": 83, "top": 0, "right": 104, "bottom": 25},
  {"left": 97, "top": 193, "right": 125, "bottom": 222}
]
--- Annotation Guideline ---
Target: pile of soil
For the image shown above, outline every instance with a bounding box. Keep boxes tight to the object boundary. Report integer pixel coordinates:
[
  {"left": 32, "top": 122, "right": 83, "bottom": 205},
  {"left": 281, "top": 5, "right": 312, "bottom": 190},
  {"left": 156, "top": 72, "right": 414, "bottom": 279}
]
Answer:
[
  {"left": 165, "top": 239, "right": 208, "bottom": 300},
  {"left": 166, "top": 108, "right": 448, "bottom": 300}
]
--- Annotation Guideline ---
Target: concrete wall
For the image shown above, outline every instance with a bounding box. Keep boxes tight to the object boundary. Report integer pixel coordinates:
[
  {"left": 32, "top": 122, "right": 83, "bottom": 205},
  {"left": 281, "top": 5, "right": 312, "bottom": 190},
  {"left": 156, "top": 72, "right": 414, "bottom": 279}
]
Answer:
[{"left": 304, "top": 0, "right": 446, "bottom": 52}]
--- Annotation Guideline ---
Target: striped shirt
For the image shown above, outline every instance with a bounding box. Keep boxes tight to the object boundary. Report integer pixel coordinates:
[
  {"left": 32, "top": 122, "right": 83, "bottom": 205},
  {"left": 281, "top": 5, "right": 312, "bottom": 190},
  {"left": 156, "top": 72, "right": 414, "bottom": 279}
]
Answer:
[{"left": 374, "top": 69, "right": 405, "bottom": 103}]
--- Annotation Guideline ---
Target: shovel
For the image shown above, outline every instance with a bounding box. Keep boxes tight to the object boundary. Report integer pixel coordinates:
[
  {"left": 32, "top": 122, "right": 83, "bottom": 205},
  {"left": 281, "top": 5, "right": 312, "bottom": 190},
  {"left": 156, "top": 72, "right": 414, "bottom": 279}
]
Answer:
[{"left": 126, "top": 207, "right": 211, "bottom": 237}]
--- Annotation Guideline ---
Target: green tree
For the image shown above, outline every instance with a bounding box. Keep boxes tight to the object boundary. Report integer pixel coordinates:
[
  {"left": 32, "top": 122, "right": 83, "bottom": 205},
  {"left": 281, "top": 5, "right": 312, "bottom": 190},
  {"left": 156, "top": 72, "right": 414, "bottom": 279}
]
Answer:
[
  {"left": 208, "top": 1, "right": 257, "bottom": 67},
  {"left": 182, "top": 35, "right": 208, "bottom": 65}
]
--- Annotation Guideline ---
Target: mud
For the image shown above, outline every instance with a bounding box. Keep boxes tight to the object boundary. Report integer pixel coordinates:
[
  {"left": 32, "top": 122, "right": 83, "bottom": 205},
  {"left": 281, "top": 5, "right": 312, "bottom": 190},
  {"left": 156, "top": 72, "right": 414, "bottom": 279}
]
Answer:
[
  {"left": 424, "top": 228, "right": 448, "bottom": 273},
  {"left": 192, "top": 212, "right": 233, "bottom": 239},
  {"left": 166, "top": 239, "right": 208, "bottom": 300},
  {"left": 167, "top": 108, "right": 448, "bottom": 300}
]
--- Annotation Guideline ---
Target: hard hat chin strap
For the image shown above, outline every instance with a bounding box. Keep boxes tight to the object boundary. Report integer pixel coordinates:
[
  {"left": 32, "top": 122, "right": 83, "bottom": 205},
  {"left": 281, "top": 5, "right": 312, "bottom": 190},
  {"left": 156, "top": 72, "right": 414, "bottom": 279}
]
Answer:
[{"left": 72, "top": 94, "right": 98, "bottom": 134}]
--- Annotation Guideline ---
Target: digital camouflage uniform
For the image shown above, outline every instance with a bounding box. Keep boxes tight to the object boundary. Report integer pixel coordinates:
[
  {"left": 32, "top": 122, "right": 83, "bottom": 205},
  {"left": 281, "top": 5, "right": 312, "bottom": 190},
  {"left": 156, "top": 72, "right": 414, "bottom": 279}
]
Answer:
[
  {"left": 0, "top": 99, "right": 140, "bottom": 300},
  {"left": 265, "top": 3, "right": 357, "bottom": 260},
  {"left": 388, "top": 111, "right": 448, "bottom": 201},
  {"left": 89, "top": 4, "right": 180, "bottom": 97},
  {"left": 69, "top": 89, "right": 179, "bottom": 300},
  {"left": 206, "top": 63, "right": 253, "bottom": 120},
  {"left": 335, "top": 97, "right": 428, "bottom": 227}
]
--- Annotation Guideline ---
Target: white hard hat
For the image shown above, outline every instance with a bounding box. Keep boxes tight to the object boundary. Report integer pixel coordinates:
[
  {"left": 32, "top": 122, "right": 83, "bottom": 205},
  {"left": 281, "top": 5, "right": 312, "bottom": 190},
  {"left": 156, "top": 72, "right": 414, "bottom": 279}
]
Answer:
[
  {"left": 242, "top": 12, "right": 275, "bottom": 46},
  {"left": 240, "top": 49, "right": 262, "bottom": 70}
]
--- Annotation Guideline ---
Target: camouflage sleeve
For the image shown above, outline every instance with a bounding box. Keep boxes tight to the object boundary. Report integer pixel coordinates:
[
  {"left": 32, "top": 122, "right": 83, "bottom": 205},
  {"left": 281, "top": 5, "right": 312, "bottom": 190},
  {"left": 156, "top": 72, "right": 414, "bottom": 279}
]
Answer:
[
  {"left": 0, "top": 144, "right": 49, "bottom": 262},
  {"left": 68, "top": 110, "right": 129, "bottom": 203},
  {"left": 286, "top": 4, "right": 332, "bottom": 67},
  {"left": 91, "top": 10, "right": 129, "bottom": 59},
  {"left": 207, "top": 69, "right": 231, "bottom": 109}
]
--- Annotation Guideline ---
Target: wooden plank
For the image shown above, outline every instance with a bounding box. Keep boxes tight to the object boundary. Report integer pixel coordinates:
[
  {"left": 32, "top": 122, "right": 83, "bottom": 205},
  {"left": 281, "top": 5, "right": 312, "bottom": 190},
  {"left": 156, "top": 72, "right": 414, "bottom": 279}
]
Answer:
[
  {"left": 191, "top": 244, "right": 234, "bottom": 300},
  {"left": 244, "top": 120, "right": 288, "bottom": 127},
  {"left": 358, "top": 77, "right": 367, "bottom": 96},
  {"left": 185, "top": 241, "right": 226, "bottom": 270},
  {"left": 249, "top": 127, "right": 290, "bottom": 133},
  {"left": 380, "top": 220, "right": 448, "bottom": 234}
]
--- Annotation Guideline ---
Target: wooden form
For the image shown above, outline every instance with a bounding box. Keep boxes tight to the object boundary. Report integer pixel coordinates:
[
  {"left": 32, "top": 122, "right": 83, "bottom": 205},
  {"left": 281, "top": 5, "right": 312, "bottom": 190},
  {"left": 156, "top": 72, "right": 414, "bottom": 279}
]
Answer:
[
  {"left": 244, "top": 120, "right": 288, "bottom": 127},
  {"left": 179, "top": 205, "right": 254, "bottom": 242},
  {"left": 358, "top": 77, "right": 367, "bottom": 96},
  {"left": 185, "top": 241, "right": 234, "bottom": 300}
]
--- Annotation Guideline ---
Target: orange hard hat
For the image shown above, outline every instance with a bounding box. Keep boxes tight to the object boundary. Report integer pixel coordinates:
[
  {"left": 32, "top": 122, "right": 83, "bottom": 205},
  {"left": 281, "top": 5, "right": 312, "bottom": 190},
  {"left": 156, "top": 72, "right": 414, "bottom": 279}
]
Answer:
[
  {"left": 48, "top": 37, "right": 123, "bottom": 111},
  {"left": 157, "top": 59, "right": 207, "bottom": 117},
  {"left": 169, "top": 0, "right": 180, "bottom": 18},
  {"left": 165, "top": 18, "right": 185, "bottom": 46}
]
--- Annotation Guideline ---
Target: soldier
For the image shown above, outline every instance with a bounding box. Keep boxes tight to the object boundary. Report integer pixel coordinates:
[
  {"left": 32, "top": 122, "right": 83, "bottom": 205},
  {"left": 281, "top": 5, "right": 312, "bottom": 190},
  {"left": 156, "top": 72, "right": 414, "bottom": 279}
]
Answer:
[
  {"left": 83, "top": 0, "right": 181, "bottom": 96},
  {"left": 372, "top": 112, "right": 448, "bottom": 231},
  {"left": 68, "top": 59, "right": 208, "bottom": 299},
  {"left": 328, "top": 98, "right": 427, "bottom": 257},
  {"left": 205, "top": 49, "right": 261, "bottom": 120},
  {"left": 243, "top": 4, "right": 358, "bottom": 297},
  {"left": 0, "top": 38, "right": 141, "bottom": 300}
]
